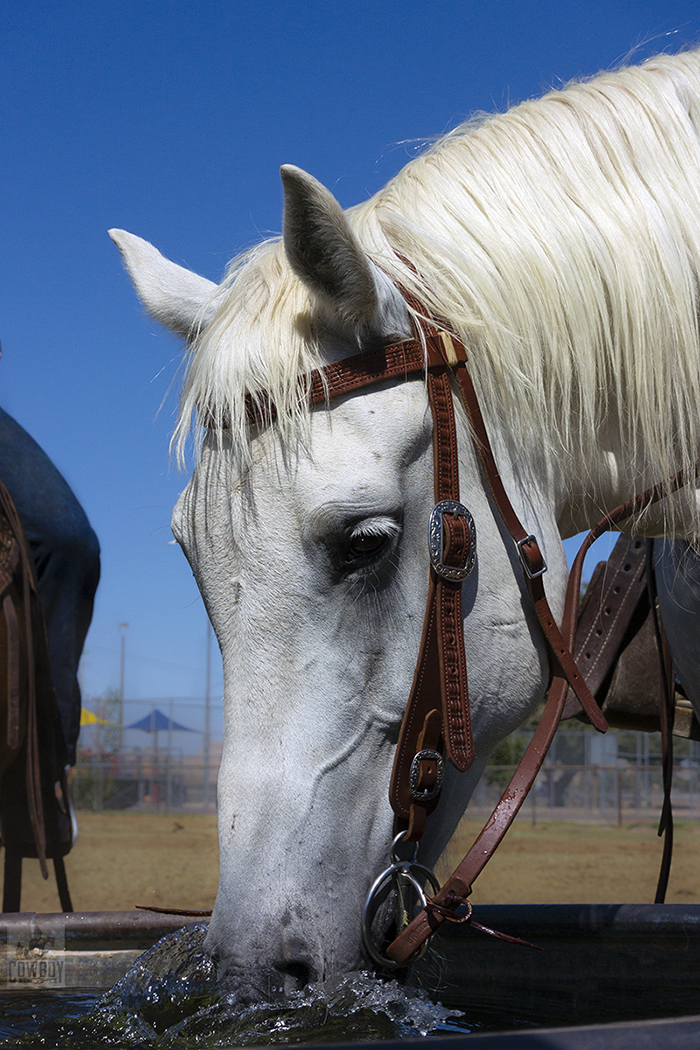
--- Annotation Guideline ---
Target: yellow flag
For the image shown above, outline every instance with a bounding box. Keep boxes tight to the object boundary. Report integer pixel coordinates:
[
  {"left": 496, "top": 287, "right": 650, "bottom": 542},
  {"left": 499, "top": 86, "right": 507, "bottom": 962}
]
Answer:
[{"left": 80, "top": 708, "right": 117, "bottom": 727}]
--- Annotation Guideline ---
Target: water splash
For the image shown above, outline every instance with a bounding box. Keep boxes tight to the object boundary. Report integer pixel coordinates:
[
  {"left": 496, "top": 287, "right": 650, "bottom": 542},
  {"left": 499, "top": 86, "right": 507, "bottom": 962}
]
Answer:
[{"left": 3, "top": 923, "right": 469, "bottom": 1048}]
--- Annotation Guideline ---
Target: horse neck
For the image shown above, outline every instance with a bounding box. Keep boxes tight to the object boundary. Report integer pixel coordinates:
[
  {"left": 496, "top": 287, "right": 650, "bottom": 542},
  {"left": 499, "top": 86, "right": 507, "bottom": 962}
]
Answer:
[
  {"left": 554, "top": 414, "right": 700, "bottom": 540},
  {"left": 354, "top": 56, "right": 700, "bottom": 543}
]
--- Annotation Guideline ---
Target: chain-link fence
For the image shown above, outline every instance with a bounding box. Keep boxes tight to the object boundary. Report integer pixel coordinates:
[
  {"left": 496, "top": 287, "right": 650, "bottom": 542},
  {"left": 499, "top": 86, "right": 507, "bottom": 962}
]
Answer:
[
  {"left": 71, "top": 752, "right": 220, "bottom": 812},
  {"left": 74, "top": 712, "right": 700, "bottom": 820},
  {"left": 75, "top": 696, "right": 222, "bottom": 811},
  {"left": 469, "top": 727, "right": 700, "bottom": 825},
  {"left": 468, "top": 763, "right": 700, "bottom": 826}
]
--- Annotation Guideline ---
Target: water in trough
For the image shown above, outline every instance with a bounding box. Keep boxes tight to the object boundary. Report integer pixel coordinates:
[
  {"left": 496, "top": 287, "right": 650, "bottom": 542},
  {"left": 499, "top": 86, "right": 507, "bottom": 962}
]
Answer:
[{"left": 0, "top": 924, "right": 478, "bottom": 1047}]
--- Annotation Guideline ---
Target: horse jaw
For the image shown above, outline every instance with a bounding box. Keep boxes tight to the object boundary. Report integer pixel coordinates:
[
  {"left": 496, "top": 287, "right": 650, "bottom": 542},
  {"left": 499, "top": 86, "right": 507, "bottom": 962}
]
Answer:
[{"left": 109, "top": 228, "right": 218, "bottom": 337}]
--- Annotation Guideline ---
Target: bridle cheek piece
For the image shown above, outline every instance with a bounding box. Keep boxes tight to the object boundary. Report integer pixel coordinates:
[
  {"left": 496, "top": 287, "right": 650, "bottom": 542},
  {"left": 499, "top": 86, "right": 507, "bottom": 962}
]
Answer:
[{"left": 240, "top": 284, "right": 684, "bottom": 968}]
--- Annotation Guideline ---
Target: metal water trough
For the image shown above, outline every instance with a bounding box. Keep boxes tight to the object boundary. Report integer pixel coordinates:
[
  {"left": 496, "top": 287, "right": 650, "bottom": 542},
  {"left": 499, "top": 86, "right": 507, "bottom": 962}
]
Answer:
[
  {"left": 1, "top": 905, "right": 700, "bottom": 1046},
  {"left": 411, "top": 903, "right": 700, "bottom": 1028},
  {"left": 0, "top": 910, "right": 187, "bottom": 990}
]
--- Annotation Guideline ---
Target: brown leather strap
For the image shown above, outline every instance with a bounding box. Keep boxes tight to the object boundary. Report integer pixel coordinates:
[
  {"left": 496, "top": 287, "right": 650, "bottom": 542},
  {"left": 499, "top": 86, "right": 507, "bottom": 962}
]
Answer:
[
  {"left": 437, "top": 516, "right": 471, "bottom": 766},
  {"left": 450, "top": 351, "right": 608, "bottom": 733},
  {"left": 3, "top": 594, "right": 20, "bottom": 750},
  {"left": 53, "top": 855, "right": 73, "bottom": 913},
  {"left": 386, "top": 675, "right": 574, "bottom": 962},
  {"left": 428, "top": 369, "right": 473, "bottom": 770},
  {"left": 646, "top": 539, "right": 675, "bottom": 904},
  {"left": 389, "top": 366, "right": 475, "bottom": 837},
  {"left": 244, "top": 337, "right": 433, "bottom": 427},
  {"left": 386, "top": 470, "right": 692, "bottom": 965}
]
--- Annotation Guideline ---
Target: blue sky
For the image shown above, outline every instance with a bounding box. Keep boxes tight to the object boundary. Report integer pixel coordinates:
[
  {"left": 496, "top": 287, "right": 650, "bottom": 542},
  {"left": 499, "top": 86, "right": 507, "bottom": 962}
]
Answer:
[{"left": 2, "top": 1, "right": 698, "bottom": 716}]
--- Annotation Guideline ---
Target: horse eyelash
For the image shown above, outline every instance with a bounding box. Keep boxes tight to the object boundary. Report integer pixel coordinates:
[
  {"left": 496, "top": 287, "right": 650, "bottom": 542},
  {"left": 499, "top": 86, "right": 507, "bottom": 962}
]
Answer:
[{"left": 348, "top": 517, "right": 402, "bottom": 542}]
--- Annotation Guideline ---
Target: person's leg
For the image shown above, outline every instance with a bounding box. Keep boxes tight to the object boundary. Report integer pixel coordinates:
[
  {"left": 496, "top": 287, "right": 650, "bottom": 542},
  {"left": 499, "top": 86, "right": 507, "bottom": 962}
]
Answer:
[{"left": 0, "top": 407, "right": 100, "bottom": 765}]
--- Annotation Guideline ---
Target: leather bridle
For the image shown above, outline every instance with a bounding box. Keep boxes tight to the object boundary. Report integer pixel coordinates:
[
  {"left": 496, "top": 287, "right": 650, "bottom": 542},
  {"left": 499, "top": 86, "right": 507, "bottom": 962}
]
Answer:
[{"left": 242, "top": 289, "right": 689, "bottom": 968}]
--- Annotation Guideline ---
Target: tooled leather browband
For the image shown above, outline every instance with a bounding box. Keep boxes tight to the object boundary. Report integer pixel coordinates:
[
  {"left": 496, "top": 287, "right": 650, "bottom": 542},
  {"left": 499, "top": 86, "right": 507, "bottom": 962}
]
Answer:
[{"left": 243, "top": 334, "right": 443, "bottom": 427}]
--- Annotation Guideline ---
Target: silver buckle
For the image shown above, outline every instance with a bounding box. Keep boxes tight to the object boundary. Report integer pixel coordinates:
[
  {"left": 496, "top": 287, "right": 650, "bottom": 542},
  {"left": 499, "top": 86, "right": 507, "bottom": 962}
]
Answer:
[
  {"left": 517, "top": 534, "right": 548, "bottom": 579},
  {"left": 428, "top": 500, "right": 476, "bottom": 582},
  {"left": 409, "top": 749, "right": 445, "bottom": 802}
]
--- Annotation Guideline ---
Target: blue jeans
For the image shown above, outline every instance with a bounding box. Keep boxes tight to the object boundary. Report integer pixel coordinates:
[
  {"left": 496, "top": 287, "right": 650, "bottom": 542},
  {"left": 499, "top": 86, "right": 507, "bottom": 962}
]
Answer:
[{"left": 0, "top": 408, "right": 100, "bottom": 766}]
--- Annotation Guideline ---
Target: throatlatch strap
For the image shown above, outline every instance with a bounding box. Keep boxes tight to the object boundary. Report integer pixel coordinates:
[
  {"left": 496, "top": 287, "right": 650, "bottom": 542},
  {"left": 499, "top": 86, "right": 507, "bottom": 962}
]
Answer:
[{"left": 450, "top": 354, "right": 608, "bottom": 732}]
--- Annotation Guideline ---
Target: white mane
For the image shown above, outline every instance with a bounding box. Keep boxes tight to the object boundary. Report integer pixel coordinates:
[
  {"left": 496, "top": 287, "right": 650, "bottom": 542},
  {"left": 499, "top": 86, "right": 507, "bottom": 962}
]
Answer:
[{"left": 177, "top": 49, "right": 700, "bottom": 535}]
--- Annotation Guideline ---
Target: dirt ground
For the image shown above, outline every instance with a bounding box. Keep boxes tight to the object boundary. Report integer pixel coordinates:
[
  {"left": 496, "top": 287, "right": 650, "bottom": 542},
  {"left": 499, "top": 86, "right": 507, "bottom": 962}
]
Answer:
[
  {"left": 9, "top": 812, "right": 220, "bottom": 914},
  {"left": 7, "top": 812, "right": 700, "bottom": 914},
  {"left": 437, "top": 818, "right": 700, "bottom": 905}
]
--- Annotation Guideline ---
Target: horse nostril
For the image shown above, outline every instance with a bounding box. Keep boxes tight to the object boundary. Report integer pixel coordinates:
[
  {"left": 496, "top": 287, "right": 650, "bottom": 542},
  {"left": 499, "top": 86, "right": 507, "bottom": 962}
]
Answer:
[{"left": 275, "top": 958, "right": 314, "bottom": 992}]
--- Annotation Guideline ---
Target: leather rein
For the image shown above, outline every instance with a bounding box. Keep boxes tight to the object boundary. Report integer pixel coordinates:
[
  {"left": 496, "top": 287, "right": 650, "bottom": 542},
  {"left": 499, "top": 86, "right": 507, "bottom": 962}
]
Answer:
[{"left": 240, "top": 292, "right": 689, "bottom": 969}]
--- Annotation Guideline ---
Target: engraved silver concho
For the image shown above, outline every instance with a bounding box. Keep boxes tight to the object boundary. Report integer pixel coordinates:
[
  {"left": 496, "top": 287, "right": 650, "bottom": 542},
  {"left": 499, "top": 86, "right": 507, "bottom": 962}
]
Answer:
[{"left": 428, "top": 500, "right": 476, "bottom": 582}]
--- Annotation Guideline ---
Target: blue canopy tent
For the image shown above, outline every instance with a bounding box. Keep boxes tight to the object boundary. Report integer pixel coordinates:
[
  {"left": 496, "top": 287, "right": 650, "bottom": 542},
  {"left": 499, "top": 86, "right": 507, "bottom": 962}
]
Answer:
[
  {"left": 126, "top": 707, "right": 197, "bottom": 807},
  {"left": 127, "top": 708, "right": 195, "bottom": 734}
]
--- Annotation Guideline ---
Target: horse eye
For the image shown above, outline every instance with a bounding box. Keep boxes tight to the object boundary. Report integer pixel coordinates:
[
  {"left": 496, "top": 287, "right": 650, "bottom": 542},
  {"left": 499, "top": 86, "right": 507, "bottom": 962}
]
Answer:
[
  {"left": 337, "top": 515, "right": 401, "bottom": 571},
  {"left": 346, "top": 532, "right": 389, "bottom": 561}
]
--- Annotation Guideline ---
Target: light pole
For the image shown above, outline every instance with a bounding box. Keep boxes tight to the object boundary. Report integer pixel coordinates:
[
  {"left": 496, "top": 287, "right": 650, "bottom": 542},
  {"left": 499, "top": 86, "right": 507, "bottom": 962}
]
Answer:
[{"left": 118, "top": 622, "right": 129, "bottom": 754}]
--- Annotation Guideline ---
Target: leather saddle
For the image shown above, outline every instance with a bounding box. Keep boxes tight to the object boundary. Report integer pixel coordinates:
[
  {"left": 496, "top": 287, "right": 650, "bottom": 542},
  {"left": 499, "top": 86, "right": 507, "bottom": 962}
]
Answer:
[{"left": 562, "top": 532, "right": 700, "bottom": 741}]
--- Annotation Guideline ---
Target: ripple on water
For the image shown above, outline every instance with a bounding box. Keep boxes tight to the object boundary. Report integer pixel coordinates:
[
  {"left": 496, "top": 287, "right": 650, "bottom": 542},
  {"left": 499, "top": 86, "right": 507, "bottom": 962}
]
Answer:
[{"left": 1, "top": 922, "right": 470, "bottom": 1048}]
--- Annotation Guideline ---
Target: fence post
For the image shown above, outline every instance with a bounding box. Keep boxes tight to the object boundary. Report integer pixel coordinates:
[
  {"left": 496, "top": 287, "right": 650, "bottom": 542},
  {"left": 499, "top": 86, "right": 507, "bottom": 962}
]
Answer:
[{"left": 617, "top": 768, "right": 623, "bottom": 827}]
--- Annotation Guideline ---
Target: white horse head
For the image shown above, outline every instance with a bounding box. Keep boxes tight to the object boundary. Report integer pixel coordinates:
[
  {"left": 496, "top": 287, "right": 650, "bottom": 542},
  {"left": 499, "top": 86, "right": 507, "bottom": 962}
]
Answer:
[{"left": 111, "top": 49, "right": 700, "bottom": 995}]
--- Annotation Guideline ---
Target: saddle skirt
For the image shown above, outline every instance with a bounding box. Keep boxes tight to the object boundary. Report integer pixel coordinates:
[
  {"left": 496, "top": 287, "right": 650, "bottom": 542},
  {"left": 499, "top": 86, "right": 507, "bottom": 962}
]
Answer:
[{"left": 563, "top": 533, "right": 700, "bottom": 741}]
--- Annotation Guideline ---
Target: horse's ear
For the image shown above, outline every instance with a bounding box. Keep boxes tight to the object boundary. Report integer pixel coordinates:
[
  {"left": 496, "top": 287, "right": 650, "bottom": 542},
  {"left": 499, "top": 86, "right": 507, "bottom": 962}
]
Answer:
[
  {"left": 280, "top": 165, "right": 378, "bottom": 328},
  {"left": 109, "top": 229, "right": 218, "bottom": 338}
]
